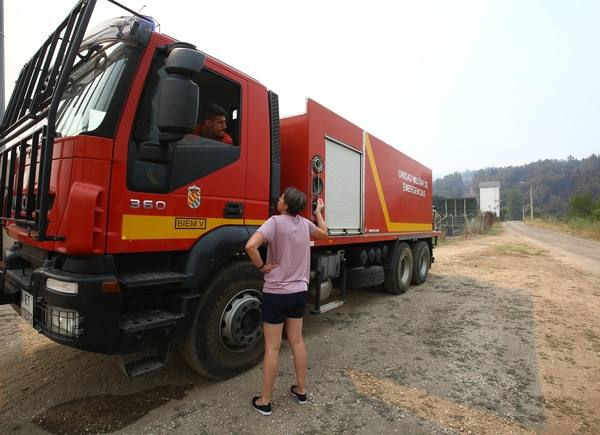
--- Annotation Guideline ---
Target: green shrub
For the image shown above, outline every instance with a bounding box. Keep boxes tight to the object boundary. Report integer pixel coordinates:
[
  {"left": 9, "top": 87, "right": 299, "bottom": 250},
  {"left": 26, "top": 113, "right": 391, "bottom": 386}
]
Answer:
[
  {"left": 569, "top": 192, "right": 594, "bottom": 218},
  {"left": 566, "top": 216, "right": 600, "bottom": 239}
]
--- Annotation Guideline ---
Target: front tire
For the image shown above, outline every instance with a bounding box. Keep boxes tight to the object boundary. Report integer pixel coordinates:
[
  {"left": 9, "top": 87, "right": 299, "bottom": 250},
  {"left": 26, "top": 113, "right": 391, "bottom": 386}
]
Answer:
[{"left": 181, "top": 261, "right": 264, "bottom": 380}]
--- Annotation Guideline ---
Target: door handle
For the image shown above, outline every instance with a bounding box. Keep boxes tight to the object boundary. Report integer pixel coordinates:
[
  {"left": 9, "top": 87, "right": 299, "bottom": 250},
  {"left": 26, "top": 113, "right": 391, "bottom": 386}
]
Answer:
[{"left": 224, "top": 202, "right": 243, "bottom": 218}]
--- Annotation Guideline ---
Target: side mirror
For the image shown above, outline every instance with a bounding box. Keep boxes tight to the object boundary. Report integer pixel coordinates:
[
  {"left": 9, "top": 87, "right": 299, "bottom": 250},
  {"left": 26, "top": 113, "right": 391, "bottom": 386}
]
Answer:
[
  {"left": 158, "top": 77, "right": 198, "bottom": 137},
  {"left": 157, "top": 47, "right": 205, "bottom": 142},
  {"left": 165, "top": 47, "right": 204, "bottom": 79}
]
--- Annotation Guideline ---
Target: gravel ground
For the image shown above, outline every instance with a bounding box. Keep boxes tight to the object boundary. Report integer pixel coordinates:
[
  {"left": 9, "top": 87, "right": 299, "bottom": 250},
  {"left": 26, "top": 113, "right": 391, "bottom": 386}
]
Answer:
[{"left": 1, "top": 222, "right": 599, "bottom": 434}]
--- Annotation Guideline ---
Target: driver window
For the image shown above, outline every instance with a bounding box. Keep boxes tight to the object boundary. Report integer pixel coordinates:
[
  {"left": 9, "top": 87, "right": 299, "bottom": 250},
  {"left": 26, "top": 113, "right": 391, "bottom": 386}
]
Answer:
[
  {"left": 183, "top": 69, "right": 241, "bottom": 147},
  {"left": 128, "top": 64, "right": 242, "bottom": 193}
]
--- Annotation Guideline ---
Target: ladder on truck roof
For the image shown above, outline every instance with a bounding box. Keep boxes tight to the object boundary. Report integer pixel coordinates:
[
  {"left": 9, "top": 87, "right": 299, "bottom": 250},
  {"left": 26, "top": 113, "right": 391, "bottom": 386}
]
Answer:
[{"left": 0, "top": 0, "right": 97, "bottom": 241}]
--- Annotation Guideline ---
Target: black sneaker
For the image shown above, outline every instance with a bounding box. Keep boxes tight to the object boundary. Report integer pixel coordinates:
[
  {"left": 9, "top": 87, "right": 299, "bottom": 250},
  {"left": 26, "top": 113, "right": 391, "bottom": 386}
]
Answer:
[
  {"left": 251, "top": 396, "right": 272, "bottom": 416},
  {"left": 290, "top": 385, "right": 307, "bottom": 404}
]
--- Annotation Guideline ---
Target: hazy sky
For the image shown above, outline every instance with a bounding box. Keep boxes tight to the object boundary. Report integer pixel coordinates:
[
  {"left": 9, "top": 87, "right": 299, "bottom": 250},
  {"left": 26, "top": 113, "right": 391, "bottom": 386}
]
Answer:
[{"left": 4, "top": 0, "right": 599, "bottom": 177}]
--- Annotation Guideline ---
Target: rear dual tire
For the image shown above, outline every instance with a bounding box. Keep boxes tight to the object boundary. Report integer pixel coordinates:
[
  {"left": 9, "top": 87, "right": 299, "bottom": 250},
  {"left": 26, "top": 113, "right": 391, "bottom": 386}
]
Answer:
[
  {"left": 383, "top": 241, "right": 431, "bottom": 293},
  {"left": 384, "top": 243, "right": 413, "bottom": 294},
  {"left": 411, "top": 241, "right": 430, "bottom": 285}
]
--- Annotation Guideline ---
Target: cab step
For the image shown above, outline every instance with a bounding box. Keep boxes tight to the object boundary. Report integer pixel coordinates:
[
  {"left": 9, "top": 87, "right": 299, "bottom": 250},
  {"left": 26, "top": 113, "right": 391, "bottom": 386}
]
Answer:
[
  {"left": 121, "top": 344, "right": 169, "bottom": 378},
  {"left": 309, "top": 299, "right": 344, "bottom": 315}
]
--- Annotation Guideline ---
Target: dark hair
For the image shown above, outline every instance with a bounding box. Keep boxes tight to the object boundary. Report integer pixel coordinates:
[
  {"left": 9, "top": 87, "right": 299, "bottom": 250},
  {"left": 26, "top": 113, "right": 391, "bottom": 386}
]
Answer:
[
  {"left": 199, "top": 103, "right": 227, "bottom": 122},
  {"left": 283, "top": 187, "right": 307, "bottom": 216}
]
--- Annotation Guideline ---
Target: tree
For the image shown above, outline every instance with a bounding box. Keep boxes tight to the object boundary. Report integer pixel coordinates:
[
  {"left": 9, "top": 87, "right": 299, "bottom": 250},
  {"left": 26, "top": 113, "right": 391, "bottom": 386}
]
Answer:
[
  {"left": 437, "top": 154, "right": 600, "bottom": 217},
  {"left": 506, "top": 187, "right": 523, "bottom": 220},
  {"left": 543, "top": 194, "right": 565, "bottom": 216},
  {"left": 433, "top": 172, "right": 465, "bottom": 198},
  {"left": 569, "top": 192, "right": 594, "bottom": 218}
]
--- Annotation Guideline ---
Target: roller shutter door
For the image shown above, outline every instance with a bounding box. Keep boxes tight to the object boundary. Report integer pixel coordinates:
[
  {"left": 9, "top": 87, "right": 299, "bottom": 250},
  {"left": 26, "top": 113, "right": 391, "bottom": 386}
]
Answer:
[{"left": 324, "top": 138, "right": 362, "bottom": 234}]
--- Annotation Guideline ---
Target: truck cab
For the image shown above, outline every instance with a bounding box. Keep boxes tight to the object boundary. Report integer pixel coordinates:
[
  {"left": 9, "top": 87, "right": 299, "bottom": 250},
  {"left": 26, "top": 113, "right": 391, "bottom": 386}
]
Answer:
[{"left": 0, "top": 1, "right": 279, "bottom": 378}]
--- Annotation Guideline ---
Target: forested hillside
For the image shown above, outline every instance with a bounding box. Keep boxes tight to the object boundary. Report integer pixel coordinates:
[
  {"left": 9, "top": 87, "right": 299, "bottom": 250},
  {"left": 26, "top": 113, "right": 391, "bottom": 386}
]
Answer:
[{"left": 433, "top": 154, "right": 600, "bottom": 218}]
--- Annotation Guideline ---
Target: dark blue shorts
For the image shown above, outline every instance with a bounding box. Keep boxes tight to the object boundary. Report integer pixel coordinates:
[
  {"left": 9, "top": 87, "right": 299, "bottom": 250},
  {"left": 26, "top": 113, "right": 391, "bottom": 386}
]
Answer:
[{"left": 261, "top": 291, "right": 307, "bottom": 324}]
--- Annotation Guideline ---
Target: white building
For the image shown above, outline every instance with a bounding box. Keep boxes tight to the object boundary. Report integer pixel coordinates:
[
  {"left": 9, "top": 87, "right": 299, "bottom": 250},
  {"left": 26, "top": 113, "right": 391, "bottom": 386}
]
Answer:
[{"left": 479, "top": 181, "right": 500, "bottom": 216}]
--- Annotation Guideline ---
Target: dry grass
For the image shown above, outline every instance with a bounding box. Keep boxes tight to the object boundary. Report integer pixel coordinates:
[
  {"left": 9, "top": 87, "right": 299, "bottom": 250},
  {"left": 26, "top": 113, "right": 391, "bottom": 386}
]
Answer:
[
  {"left": 492, "top": 242, "right": 543, "bottom": 257},
  {"left": 525, "top": 218, "right": 600, "bottom": 241},
  {"left": 484, "top": 224, "right": 503, "bottom": 236}
]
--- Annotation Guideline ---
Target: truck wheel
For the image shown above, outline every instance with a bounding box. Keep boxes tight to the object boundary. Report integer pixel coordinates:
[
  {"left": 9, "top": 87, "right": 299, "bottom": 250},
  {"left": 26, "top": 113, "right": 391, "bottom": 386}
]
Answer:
[
  {"left": 346, "top": 265, "right": 384, "bottom": 289},
  {"left": 181, "top": 261, "right": 264, "bottom": 380},
  {"left": 411, "top": 241, "right": 430, "bottom": 285},
  {"left": 384, "top": 242, "right": 413, "bottom": 294}
]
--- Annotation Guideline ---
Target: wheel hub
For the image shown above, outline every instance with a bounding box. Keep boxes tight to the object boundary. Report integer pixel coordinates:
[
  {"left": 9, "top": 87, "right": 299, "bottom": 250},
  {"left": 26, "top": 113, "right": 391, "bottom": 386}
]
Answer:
[
  {"left": 221, "top": 292, "right": 262, "bottom": 350},
  {"left": 419, "top": 251, "right": 428, "bottom": 276},
  {"left": 399, "top": 255, "right": 410, "bottom": 283}
]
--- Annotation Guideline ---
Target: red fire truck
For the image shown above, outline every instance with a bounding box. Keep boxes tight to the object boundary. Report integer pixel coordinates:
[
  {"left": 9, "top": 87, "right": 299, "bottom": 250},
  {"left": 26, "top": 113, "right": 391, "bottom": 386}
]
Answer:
[{"left": 0, "top": 0, "right": 437, "bottom": 379}]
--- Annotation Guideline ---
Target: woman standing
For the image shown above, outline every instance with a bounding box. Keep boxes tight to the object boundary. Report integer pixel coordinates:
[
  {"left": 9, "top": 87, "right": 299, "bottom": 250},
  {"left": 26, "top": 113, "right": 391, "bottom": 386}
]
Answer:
[{"left": 245, "top": 187, "right": 328, "bottom": 416}]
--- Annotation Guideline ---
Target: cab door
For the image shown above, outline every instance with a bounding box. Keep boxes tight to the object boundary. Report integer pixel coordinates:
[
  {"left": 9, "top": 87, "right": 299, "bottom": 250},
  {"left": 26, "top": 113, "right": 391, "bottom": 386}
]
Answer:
[{"left": 106, "top": 45, "right": 249, "bottom": 253}]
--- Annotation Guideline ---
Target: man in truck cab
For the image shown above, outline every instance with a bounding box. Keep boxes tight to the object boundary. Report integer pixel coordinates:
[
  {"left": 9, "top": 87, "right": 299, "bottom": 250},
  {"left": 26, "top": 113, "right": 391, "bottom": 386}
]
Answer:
[{"left": 193, "top": 103, "right": 234, "bottom": 144}]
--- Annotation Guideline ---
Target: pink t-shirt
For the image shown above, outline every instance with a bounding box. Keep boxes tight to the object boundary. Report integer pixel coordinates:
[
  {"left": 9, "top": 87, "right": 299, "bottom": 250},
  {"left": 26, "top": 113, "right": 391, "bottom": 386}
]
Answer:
[{"left": 257, "top": 214, "right": 318, "bottom": 294}]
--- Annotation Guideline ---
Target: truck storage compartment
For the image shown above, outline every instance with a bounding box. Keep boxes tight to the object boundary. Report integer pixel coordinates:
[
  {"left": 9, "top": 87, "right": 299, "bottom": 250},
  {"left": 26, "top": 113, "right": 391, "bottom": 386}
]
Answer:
[
  {"left": 324, "top": 138, "right": 362, "bottom": 234},
  {"left": 280, "top": 98, "right": 433, "bottom": 240}
]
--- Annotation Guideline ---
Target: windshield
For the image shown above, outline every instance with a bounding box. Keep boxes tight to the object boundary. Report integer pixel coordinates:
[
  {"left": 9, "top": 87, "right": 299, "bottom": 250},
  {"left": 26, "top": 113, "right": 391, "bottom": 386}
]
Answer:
[{"left": 55, "top": 42, "right": 135, "bottom": 138}]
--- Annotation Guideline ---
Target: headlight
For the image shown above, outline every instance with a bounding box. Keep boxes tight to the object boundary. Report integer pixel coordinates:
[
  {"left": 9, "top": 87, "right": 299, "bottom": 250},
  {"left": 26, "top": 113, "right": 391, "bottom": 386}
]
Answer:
[
  {"left": 46, "top": 278, "right": 78, "bottom": 294},
  {"left": 48, "top": 306, "right": 80, "bottom": 337}
]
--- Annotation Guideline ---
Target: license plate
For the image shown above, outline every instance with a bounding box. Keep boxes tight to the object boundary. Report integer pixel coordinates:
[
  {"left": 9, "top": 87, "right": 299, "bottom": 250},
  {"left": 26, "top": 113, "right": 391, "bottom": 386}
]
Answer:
[{"left": 21, "top": 290, "right": 34, "bottom": 325}]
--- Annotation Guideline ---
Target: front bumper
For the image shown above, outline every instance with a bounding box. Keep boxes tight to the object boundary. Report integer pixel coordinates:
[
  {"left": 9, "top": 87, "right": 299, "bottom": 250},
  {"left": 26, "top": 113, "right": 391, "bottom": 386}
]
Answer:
[{"left": 2, "top": 266, "right": 122, "bottom": 354}]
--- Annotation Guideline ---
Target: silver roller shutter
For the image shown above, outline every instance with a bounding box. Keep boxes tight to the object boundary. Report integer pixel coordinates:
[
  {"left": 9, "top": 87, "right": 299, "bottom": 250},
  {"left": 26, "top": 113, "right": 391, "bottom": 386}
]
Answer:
[{"left": 324, "top": 138, "right": 362, "bottom": 234}]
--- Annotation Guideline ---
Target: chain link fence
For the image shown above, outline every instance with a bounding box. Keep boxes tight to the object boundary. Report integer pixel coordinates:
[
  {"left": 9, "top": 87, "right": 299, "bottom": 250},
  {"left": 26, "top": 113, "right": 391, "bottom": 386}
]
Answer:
[{"left": 434, "top": 197, "right": 497, "bottom": 239}]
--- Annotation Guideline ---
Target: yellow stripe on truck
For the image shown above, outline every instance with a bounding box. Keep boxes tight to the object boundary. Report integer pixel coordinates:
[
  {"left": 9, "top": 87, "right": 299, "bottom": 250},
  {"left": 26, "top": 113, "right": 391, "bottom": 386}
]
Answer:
[
  {"left": 364, "top": 132, "right": 432, "bottom": 233},
  {"left": 122, "top": 215, "right": 245, "bottom": 240},
  {"left": 244, "top": 219, "right": 265, "bottom": 226}
]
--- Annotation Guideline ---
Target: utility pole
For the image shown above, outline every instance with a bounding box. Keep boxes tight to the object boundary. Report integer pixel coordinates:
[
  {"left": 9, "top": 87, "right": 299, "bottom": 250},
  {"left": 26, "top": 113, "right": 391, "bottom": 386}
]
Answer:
[
  {"left": 520, "top": 181, "right": 534, "bottom": 221},
  {"left": 463, "top": 198, "right": 467, "bottom": 239},
  {"left": 0, "top": 0, "right": 5, "bottom": 121},
  {"left": 529, "top": 183, "right": 533, "bottom": 220}
]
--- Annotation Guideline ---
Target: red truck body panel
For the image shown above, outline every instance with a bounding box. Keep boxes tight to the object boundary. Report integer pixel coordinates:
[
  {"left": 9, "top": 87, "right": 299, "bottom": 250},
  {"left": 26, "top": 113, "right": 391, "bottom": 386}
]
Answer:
[
  {"left": 281, "top": 99, "right": 433, "bottom": 246},
  {"left": 5, "top": 135, "right": 114, "bottom": 255}
]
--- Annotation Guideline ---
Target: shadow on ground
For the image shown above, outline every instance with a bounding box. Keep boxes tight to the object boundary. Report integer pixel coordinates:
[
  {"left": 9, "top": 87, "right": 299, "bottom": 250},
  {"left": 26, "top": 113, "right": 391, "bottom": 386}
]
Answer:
[{"left": 3, "top": 270, "right": 545, "bottom": 433}]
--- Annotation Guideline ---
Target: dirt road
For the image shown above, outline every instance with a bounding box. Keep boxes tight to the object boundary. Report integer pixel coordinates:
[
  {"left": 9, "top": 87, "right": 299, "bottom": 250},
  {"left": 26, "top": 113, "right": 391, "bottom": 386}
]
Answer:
[
  {"left": 1, "top": 223, "right": 599, "bottom": 434},
  {"left": 504, "top": 220, "right": 600, "bottom": 271}
]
